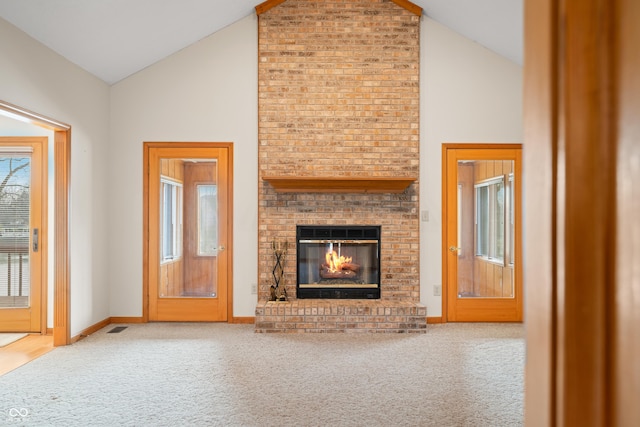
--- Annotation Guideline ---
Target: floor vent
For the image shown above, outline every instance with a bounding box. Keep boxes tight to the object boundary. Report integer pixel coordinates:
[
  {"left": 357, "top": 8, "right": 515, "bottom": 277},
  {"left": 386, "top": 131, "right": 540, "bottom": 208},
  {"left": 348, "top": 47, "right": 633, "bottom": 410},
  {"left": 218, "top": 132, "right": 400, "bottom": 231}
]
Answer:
[{"left": 107, "top": 326, "right": 128, "bottom": 334}]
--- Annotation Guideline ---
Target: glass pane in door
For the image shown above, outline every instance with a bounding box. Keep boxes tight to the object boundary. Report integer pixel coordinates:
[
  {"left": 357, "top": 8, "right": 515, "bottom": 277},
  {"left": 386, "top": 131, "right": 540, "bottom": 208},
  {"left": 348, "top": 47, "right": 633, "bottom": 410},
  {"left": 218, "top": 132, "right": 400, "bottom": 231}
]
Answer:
[
  {"left": 457, "top": 159, "right": 515, "bottom": 298},
  {"left": 197, "top": 185, "right": 218, "bottom": 256},
  {"left": 158, "top": 158, "right": 218, "bottom": 299},
  {"left": 0, "top": 154, "right": 31, "bottom": 308}
]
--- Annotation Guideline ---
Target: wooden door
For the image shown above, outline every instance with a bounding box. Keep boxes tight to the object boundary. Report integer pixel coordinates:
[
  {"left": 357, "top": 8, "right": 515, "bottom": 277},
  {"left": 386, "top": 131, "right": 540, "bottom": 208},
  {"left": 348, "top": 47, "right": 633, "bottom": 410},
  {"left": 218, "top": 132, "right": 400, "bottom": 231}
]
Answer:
[
  {"left": 145, "top": 143, "right": 232, "bottom": 322},
  {"left": 443, "top": 144, "right": 522, "bottom": 322},
  {"left": 0, "top": 137, "right": 46, "bottom": 332}
]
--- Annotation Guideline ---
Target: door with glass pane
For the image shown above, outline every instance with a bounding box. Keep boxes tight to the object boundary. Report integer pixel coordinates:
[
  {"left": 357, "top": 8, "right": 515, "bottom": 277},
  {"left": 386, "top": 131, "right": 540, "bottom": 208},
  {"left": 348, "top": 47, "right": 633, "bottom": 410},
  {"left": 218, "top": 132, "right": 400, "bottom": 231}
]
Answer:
[
  {"left": 443, "top": 145, "right": 522, "bottom": 322},
  {"left": 145, "top": 143, "right": 231, "bottom": 321},
  {"left": 0, "top": 137, "right": 46, "bottom": 332}
]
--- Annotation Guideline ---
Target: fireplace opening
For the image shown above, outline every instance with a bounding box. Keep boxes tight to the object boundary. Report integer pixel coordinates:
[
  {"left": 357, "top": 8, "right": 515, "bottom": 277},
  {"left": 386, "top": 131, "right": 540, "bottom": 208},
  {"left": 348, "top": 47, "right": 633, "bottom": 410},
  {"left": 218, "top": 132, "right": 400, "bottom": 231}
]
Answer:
[{"left": 296, "top": 225, "right": 381, "bottom": 299}]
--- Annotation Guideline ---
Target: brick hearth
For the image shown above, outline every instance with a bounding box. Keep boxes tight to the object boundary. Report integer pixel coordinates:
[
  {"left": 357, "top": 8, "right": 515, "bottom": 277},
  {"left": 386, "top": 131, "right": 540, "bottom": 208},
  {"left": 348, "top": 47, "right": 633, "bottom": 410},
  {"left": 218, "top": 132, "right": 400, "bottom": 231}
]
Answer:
[{"left": 255, "top": 300, "right": 426, "bottom": 333}]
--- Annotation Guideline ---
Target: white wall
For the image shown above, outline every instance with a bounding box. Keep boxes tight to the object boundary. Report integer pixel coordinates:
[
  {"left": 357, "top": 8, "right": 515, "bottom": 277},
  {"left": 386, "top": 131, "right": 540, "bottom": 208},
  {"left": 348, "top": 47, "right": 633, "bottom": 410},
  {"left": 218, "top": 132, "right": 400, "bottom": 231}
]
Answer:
[
  {"left": 0, "top": 18, "right": 111, "bottom": 336},
  {"left": 420, "top": 18, "right": 523, "bottom": 317},
  {"left": 109, "top": 15, "right": 259, "bottom": 317}
]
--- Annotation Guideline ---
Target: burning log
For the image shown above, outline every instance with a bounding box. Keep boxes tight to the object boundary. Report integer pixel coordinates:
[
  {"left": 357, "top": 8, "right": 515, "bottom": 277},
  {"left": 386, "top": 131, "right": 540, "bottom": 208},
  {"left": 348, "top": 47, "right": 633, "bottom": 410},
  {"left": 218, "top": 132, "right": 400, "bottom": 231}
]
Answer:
[
  {"left": 338, "top": 263, "right": 360, "bottom": 273},
  {"left": 320, "top": 262, "right": 360, "bottom": 280}
]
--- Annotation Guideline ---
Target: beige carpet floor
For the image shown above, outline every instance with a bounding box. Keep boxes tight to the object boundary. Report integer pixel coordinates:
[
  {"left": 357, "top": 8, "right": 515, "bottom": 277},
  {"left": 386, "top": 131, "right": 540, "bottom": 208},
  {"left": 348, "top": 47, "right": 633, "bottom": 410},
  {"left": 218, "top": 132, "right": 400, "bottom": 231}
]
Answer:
[{"left": 0, "top": 323, "right": 524, "bottom": 426}]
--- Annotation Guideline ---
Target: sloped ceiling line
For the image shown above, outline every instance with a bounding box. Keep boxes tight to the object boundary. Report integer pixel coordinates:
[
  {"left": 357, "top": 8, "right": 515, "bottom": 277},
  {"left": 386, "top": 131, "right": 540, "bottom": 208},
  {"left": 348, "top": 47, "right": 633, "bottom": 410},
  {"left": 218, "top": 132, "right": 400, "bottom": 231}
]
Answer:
[{"left": 0, "top": 0, "right": 522, "bottom": 85}]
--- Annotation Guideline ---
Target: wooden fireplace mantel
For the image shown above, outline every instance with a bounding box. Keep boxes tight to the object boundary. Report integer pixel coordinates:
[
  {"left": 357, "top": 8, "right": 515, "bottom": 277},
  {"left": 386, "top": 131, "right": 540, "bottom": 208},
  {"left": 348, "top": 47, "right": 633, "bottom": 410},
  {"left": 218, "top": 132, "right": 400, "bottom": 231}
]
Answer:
[{"left": 262, "top": 176, "right": 416, "bottom": 193}]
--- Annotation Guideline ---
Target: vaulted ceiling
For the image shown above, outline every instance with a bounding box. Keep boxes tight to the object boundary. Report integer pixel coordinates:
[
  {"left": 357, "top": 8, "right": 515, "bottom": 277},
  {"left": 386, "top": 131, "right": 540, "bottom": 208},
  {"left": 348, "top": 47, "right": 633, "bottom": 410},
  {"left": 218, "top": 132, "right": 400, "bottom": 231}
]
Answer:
[{"left": 0, "top": 0, "right": 522, "bottom": 85}]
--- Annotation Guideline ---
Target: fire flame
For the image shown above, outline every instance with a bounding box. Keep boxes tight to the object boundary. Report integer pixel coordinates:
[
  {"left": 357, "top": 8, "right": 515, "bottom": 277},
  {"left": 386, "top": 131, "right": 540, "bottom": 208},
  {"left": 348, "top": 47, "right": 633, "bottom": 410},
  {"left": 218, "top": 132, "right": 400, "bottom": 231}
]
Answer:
[{"left": 325, "top": 250, "right": 352, "bottom": 273}]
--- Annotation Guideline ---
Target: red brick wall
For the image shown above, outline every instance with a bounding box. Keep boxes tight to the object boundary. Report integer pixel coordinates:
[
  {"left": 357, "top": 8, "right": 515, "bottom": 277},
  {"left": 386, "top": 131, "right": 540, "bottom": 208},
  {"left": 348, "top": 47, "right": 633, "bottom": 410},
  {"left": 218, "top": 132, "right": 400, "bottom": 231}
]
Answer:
[{"left": 257, "top": 0, "right": 420, "bottom": 302}]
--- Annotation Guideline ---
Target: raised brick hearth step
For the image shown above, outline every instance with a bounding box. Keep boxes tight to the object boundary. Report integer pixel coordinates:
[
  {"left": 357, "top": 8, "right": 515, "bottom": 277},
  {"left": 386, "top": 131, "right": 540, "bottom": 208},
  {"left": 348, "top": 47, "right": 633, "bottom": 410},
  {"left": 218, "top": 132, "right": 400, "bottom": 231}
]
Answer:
[{"left": 255, "top": 300, "right": 427, "bottom": 333}]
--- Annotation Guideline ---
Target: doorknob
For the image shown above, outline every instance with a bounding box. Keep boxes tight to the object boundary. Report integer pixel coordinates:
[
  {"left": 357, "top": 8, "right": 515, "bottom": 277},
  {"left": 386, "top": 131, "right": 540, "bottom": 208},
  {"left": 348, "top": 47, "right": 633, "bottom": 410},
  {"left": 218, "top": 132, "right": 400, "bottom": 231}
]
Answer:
[
  {"left": 218, "top": 246, "right": 225, "bottom": 252},
  {"left": 449, "top": 246, "right": 461, "bottom": 252}
]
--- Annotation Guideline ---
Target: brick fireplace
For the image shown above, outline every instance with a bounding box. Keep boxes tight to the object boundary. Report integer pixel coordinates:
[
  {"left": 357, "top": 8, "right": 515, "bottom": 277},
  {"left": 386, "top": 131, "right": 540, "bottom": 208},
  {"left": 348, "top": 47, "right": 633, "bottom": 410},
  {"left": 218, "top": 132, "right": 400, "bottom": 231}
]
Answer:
[{"left": 255, "top": 0, "right": 426, "bottom": 332}]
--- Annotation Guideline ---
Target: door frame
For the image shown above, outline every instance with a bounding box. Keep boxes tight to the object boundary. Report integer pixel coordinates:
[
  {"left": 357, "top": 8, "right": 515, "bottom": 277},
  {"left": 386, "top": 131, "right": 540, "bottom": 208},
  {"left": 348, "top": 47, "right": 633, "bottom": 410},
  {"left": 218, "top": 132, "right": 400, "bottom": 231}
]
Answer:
[
  {"left": 524, "top": 0, "right": 640, "bottom": 423},
  {"left": 441, "top": 143, "right": 523, "bottom": 322},
  {"left": 143, "top": 142, "right": 234, "bottom": 322},
  {"left": 0, "top": 100, "right": 71, "bottom": 346}
]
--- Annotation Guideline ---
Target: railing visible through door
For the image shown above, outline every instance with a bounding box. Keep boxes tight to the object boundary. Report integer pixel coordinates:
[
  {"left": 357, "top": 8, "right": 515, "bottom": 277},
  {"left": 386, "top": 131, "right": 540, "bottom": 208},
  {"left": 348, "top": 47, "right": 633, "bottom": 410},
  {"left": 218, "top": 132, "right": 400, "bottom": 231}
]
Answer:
[{"left": 0, "top": 229, "right": 29, "bottom": 307}]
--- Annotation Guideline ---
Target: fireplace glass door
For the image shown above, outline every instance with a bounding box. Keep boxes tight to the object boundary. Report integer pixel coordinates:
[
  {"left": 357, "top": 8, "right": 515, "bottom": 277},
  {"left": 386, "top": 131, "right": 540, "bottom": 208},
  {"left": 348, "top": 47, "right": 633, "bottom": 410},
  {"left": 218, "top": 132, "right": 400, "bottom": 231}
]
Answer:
[{"left": 297, "top": 226, "right": 380, "bottom": 299}]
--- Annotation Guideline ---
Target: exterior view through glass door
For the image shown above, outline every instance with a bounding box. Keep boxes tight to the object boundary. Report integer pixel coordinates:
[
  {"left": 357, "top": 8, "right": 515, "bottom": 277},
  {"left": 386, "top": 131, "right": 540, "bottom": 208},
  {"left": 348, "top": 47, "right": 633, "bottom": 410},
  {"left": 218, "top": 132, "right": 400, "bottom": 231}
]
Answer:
[
  {"left": 146, "top": 144, "right": 231, "bottom": 322},
  {"left": 443, "top": 145, "right": 522, "bottom": 322},
  {"left": 0, "top": 137, "right": 46, "bottom": 332}
]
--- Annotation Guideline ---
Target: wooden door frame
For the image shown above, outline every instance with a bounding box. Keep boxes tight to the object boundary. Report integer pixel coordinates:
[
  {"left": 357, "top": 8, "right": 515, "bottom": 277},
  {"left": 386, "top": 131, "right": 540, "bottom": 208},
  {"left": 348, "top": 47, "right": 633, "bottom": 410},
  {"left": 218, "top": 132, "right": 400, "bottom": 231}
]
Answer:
[
  {"left": 0, "top": 100, "right": 71, "bottom": 346},
  {"left": 441, "top": 143, "right": 522, "bottom": 323},
  {"left": 525, "top": 0, "right": 640, "bottom": 424},
  {"left": 143, "top": 142, "right": 234, "bottom": 322}
]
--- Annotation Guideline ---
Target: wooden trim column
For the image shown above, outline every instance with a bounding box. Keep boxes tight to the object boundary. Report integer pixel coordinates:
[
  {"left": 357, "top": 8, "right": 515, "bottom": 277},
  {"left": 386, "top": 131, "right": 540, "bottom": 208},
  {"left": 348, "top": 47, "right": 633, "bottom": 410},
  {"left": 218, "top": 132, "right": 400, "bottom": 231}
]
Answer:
[
  {"left": 524, "top": 0, "right": 640, "bottom": 425},
  {"left": 523, "top": 0, "right": 556, "bottom": 423},
  {"left": 612, "top": 0, "right": 640, "bottom": 424},
  {"left": 53, "top": 129, "right": 71, "bottom": 346}
]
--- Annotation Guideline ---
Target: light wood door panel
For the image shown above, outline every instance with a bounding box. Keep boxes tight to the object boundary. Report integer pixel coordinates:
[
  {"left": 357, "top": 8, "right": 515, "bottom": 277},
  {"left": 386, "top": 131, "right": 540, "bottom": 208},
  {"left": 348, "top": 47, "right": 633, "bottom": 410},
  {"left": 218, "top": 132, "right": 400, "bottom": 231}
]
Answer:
[
  {"left": 0, "top": 137, "right": 46, "bottom": 333},
  {"left": 443, "top": 145, "right": 522, "bottom": 322},
  {"left": 145, "top": 143, "right": 232, "bottom": 322},
  {"left": 183, "top": 162, "right": 218, "bottom": 297}
]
